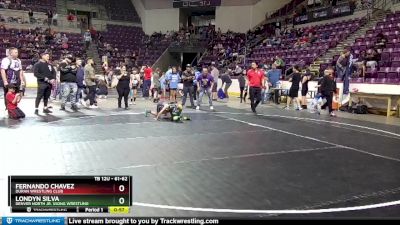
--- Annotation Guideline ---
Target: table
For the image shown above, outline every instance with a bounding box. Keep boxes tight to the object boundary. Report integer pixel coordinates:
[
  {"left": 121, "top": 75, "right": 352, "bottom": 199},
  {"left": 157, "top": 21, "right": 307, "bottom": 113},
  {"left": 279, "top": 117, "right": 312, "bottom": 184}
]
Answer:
[{"left": 349, "top": 92, "right": 400, "bottom": 118}]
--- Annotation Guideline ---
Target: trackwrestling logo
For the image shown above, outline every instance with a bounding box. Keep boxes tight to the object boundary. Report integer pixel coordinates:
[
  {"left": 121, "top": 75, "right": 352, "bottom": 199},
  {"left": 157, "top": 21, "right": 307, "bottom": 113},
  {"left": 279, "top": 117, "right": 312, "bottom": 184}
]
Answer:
[{"left": 6, "top": 217, "right": 13, "bottom": 224}]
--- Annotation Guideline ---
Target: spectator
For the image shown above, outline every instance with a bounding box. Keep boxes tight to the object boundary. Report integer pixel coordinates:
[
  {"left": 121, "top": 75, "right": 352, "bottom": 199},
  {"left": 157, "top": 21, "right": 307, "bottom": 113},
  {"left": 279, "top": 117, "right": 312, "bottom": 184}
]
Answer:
[
  {"left": 365, "top": 47, "right": 378, "bottom": 69},
  {"left": 82, "top": 58, "right": 97, "bottom": 108},
  {"left": 196, "top": 67, "right": 214, "bottom": 111},
  {"left": 320, "top": 67, "right": 337, "bottom": 117},
  {"left": 238, "top": 70, "right": 247, "bottom": 103},
  {"left": 28, "top": 9, "right": 33, "bottom": 23},
  {"left": 274, "top": 55, "right": 285, "bottom": 70},
  {"left": 234, "top": 64, "right": 243, "bottom": 76},
  {"left": 83, "top": 30, "right": 92, "bottom": 50},
  {"left": 52, "top": 13, "right": 58, "bottom": 26},
  {"left": 221, "top": 69, "right": 232, "bottom": 99},
  {"left": 335, "top": 49, "right": 350, "bottom": 91},
  {"left": 265, "top": 63, "right": 281, "bottom": 103},
  {"left": 46, "top": 10, "right": 53, "bottom": 26},
  {"left": 143, "top": 65, "right": 152, "bottom": 98},
  {"left": 210, "top": 62, "right": 219, "bottom": 101},
  {"left": 376, "top": 32, "right": 387, "bottom": 53},
  {"left": 67, "top": 12, "right": 75, "bottom": 26},
  {"left": 167, "top": 66, "right": 181, "bottom": 102},
  {"left": 286, "top": 65, "right": 302, "bottom": 111},
  {"left": 181, "top": 64, "right": 195, "bottom": 108}
]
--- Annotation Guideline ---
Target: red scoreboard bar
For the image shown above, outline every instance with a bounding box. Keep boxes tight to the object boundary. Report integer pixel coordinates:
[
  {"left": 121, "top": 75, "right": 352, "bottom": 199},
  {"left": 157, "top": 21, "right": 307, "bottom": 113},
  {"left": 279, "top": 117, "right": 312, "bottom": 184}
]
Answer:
[{"left": 8, "top": 176, "right": 132, "bottom": 213}]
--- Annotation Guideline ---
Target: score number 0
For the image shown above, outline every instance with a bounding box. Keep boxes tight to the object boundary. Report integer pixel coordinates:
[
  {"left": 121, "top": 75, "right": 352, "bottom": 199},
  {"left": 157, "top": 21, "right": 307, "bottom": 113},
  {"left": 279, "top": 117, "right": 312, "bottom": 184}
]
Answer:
[{"left": 118, "top": 184, "right": 125, "bottom": 205}]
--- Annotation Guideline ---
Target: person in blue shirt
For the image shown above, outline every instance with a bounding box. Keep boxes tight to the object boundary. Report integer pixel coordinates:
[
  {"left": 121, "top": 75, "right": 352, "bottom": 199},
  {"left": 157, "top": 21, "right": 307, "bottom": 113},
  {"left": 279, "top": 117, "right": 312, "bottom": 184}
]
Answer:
[
  {"left": 265, "top": 63, "right": 281, "bottom": 103},
  {"left": 166, "top": 66, "right": 181, "bottom": 102}
]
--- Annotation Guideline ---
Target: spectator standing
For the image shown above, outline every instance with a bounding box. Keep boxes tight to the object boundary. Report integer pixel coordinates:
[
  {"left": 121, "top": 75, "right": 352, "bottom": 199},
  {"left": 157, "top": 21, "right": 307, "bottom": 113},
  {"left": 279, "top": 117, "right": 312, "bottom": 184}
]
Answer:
[
  {"left": 196, "top": 68, "right": 214, "bottom": 111},
  {"left": 82, "top": 58, "right": 97, "bottom": 108},
  {"left": 143, "top": 65, "right": 152, "bottom": 98},
  {"left": 167, "top": 67, "right": 181, "bottom": 103},
  {"left": 46, "top": 10, "right": 53, "bottom": 26},
  {"left": 221, "top": 69, "right": 232, "bottom": 99},
  {"left": 285, "top": 65, "right": 302, "bottom": 110},
  {"left": 83, "top": 30, "right": 92, "bottom": 50},
  {"left": 181, "top": 64, "right": 195, "bottom": 108},
  {"left": 75, "top": 58, "right": 85, "bottom": 104},
  {"left": 300, "top": 69, "right": 312, "bottom": 108},
  {"left": 336, "top": 49, "right": 350, "bottom": 95},
  {"left": 116, "top": 66, "right": 131, "bottom": 110},
  {"left": 238, "top": 70, "right": 247, "bottom": 103},
  {"left": 28, "top": 9, "right": 33, "bottom": 24},
  {"left": 210, "top": 62, "right": 219, "bottom": 101},
  {"left": 130, "top": 69, "right": 141, "bottom": 105},
  {"left": 152, "top": 68, "right": 161, "bottom": 103},
  {"left": 320, "top": 67, "right": 337, "bottom": 117},
  {"left": 59, "top": 56, "right": 78, "bottom": 111},
  {"left": 33, "top": 52, "right": 56, "bottom": 115},
  {"left": 265, "top": 63, "right": 281, "bottom": 103},
  {"left": 1, "top": 48, "right": 25, "bottom": 117}
]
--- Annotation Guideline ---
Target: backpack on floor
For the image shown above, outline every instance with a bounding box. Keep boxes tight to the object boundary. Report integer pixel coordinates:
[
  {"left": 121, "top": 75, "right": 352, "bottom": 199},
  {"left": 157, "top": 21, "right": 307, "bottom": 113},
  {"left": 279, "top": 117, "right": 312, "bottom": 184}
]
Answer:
[
  {"left": 350, "top": 104, "right": 368, "bottom": 114},
  {"left": 218, "top": 88, "right": 226, "bottom": 99}
]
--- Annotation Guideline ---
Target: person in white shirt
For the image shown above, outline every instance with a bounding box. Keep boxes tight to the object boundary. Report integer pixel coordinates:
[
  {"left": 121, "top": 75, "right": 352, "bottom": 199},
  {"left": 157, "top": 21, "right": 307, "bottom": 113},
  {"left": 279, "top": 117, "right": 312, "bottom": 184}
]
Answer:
[
  {"left": 210, "top": 62, "right": 219, "bottom": 101},
  {"left": 130, "top": 69, "right": 141, "bottom": 105},
  {"left": 1, "top": 48, "right": 26, "bottom": 116}
]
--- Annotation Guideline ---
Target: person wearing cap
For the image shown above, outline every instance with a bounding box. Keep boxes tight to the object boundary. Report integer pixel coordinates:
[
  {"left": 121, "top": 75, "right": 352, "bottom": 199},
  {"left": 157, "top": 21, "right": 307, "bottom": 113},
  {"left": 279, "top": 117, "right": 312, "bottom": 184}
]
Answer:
[
  {"left": 181, "top": 64, "right": 195, "bottom": 108},
  {"left": 210, "top": 62, "right": 219, "bottom": 101},
  {"left": 33, "top": 51, "right": 56, "bottom": 115}
]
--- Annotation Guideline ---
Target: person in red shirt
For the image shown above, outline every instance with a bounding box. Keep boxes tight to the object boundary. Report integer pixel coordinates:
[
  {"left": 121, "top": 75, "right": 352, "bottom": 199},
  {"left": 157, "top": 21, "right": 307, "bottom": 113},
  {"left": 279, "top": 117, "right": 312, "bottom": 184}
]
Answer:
[
  {"left": 6, "top": 84, "right": 25, "bottom": 119},
  {"left": 143, "top": 65, "right": 153, "bottom": 98},
  {"left": 247, "top": 62, "right": 265, "bottom": 113}
]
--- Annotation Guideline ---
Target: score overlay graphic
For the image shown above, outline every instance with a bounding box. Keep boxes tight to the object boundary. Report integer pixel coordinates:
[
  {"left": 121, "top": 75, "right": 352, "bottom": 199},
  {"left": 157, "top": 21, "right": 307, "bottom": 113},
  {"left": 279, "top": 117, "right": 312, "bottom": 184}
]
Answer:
[{"left": 8, "top": 176, "right": 132, "bottom": 213}]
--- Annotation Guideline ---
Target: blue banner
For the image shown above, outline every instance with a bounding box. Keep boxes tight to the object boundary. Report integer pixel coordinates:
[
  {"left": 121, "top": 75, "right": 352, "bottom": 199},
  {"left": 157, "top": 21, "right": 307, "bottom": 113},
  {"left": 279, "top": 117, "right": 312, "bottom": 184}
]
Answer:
[{"left": 2, "top": 217, "right": 64, "bottom": 225}]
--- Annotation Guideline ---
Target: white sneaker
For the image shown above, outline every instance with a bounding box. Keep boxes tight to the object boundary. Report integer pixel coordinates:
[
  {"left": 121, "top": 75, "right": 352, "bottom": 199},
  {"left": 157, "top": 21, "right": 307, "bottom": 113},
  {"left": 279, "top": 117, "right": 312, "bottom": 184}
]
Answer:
[
  {"left": 133, "top": 102, "right": 136, "bottom": 105},
  {"left": 4, "top": 110, "right": 8, "bottom": 118},
  {"left": 210, "top": 106, "right": 214, "bottom": 110},
  {"left": 80, "top": 99, "right": 87, "bottom": 107},
  {"left": 196, "top": 106, "right": 200, "bottom": 110},
  {"left": 89, "top": 105, "right": 98, "bottom": 109},
  {"left": 104, "top": 96, "right": 107, "bottom": 99},
  {"left": 129, "top": 102, "right": 133, "bottom": 105}
]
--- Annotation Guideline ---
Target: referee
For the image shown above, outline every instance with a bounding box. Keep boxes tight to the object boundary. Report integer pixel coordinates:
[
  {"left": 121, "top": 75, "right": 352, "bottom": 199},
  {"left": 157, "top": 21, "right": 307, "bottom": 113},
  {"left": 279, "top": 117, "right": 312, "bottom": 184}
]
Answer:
[{"left": 246, "top": 62, "right": 265, "bottom": 113}]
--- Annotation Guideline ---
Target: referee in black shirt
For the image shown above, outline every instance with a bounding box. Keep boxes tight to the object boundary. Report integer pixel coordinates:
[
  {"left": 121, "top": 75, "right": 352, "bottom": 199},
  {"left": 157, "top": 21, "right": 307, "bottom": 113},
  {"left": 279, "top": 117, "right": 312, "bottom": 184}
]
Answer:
[{"left": 33, "top": 51, "right": 56, "bottom": 115}]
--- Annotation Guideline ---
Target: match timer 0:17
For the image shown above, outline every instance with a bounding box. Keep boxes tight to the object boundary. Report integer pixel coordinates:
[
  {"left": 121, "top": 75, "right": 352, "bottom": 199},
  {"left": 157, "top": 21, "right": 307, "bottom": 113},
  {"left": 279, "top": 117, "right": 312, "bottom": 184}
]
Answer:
[{"left": 9, "top": 176, "right": 133, "bottom": 213}]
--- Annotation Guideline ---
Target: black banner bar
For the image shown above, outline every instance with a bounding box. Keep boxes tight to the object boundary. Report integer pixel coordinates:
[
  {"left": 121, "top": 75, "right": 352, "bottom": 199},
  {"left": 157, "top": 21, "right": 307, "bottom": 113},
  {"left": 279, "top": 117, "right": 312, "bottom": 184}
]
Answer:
[{"left": 12, "top": 207, "right": 78, "bottom": 213}]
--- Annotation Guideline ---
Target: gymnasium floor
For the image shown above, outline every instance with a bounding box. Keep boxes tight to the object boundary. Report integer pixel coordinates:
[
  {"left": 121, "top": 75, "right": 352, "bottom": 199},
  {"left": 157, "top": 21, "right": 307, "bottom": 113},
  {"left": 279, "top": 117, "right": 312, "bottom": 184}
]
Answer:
[{"left": 1, "top": 89, "right": 400, "bottom": 218}]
